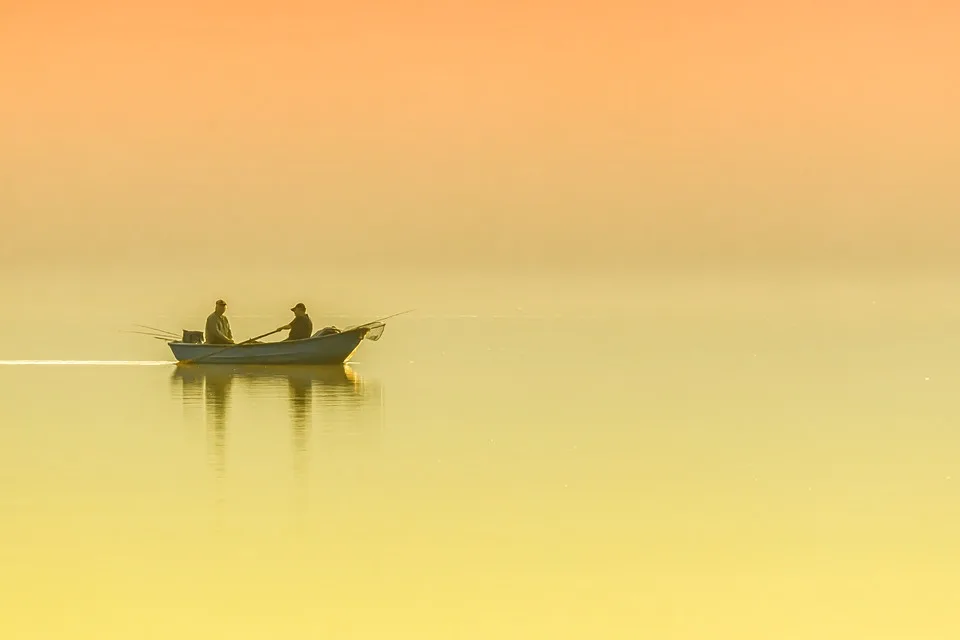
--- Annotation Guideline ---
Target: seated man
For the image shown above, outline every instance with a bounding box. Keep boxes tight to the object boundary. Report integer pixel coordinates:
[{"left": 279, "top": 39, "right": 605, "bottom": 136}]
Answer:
[
  {"left": 278, "top": 302, "right": 313, "bottom": 340},
  {"left": 204, "top": 299, "right": 234, "bottom": 344}
]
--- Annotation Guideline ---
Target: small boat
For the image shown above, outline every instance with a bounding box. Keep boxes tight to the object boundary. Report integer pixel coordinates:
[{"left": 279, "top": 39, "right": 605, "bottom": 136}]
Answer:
[{"left": 168, "top": 324, "right": 384, "bottom": 365}]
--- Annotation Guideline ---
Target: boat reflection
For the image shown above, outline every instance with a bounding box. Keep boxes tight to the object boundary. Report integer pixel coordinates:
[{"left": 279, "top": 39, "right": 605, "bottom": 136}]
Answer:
[{"left": 171, "top": 364, "right": 383, "bottom": 481}]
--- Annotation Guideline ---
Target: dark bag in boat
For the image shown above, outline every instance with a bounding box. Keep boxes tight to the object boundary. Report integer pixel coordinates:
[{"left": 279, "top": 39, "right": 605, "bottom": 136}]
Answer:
[{"left": 182, "top": 330, "right": 204, "bottom": 344}]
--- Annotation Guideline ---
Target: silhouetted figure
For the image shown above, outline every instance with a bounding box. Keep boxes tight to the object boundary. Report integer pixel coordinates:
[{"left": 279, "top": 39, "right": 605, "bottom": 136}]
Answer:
[
  {"left": 278, "top": 302, "right": 314, "bottom": 341},
  {"left": 204, "top": 299, "right": 234, "bottom": 344}
]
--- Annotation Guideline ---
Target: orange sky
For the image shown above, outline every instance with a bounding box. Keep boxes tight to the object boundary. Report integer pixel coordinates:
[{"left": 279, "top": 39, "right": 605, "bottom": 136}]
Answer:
[{"left": 1, "top": 1, "right": 958, "bottom": 268}]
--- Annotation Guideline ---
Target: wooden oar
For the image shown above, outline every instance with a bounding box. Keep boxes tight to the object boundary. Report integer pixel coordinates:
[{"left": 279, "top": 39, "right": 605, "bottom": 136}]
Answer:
[{"left": 181, "top": 329, "right": 283, "bottom": 365}]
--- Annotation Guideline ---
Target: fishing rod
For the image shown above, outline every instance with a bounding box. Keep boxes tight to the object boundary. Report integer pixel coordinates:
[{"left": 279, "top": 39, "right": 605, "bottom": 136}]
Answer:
[
  {"left": 347, "top": 309, "right": 415, "bottom": 330},
  {"left": 134, "top": 324, "right": 179, "bottom": 337},
  {"left": 122, "top": 330, "right": 178, "bottom": 339}
]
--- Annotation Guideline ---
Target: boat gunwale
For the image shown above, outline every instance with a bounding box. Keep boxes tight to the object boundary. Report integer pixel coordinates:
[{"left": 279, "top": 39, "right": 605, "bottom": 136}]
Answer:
[{"left": 167, "top": 326, "right": 368, "bottom": 348}]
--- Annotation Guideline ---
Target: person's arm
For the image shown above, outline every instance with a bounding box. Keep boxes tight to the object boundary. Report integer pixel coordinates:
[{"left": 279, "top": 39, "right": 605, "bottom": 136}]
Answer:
[
  {"left": 224, "top": 318, "right": 233, "bottom": 341},
  {"left": 204, "top": 315, "right": 219, "bottom": 342}
]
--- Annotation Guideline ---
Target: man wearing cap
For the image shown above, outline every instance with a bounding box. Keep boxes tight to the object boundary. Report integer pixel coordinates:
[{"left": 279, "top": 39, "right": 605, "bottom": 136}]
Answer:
[
  {"left": 205, "top": 299, "right": 234, "bottom": 344},
  {"left": 278, "top": 302, "right": 314, "bottom": 341}
]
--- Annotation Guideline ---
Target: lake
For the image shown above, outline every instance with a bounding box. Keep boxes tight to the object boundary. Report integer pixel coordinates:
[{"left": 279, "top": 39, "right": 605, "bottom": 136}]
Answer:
[{"left": 1, "top": 265, "right": 959, "bottom": 638}]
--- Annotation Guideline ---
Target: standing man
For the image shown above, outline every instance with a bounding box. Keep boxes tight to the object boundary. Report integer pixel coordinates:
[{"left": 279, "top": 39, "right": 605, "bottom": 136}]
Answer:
[
  {"left": 205, "top": 299, "right": 234, "bottom": 344},
  {"left": 278, "top": 302, "right": 313, "bottom": 340}
]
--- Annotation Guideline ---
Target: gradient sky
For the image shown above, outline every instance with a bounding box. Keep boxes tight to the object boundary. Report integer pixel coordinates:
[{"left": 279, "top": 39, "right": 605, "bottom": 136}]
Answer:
[{"left": 2, "top": 1, "right": 958, "bottom": 268}]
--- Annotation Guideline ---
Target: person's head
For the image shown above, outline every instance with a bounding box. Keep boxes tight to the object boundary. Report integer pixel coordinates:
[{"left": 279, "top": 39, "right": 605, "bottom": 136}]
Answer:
[
  {"left": 291, "top": 302, "right": 306, "bottom": 317},
  {"left": 215, "top": 299, "right": 227, "bottom": 315}
]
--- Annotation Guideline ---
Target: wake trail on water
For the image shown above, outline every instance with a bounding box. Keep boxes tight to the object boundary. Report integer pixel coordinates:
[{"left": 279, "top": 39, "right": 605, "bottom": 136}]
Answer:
[{"left": 0, "top": 360, "right": 175, "bottom": 366}]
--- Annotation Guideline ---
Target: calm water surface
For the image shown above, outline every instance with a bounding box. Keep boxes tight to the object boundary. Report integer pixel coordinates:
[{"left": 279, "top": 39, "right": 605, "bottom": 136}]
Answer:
[{"left": 1, "top": 266, "right": 959, "bottom": 638}]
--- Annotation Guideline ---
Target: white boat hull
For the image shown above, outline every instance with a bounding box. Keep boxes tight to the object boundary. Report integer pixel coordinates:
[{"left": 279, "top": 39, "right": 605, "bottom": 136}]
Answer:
[{"left": 168, "top": 327, "right": 370, "bottom": 365}]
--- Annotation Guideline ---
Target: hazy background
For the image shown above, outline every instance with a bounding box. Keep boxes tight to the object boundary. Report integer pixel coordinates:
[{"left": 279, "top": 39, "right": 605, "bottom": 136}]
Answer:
[
  {"left": 2, "top": 0, "right": 959, "bottom": 270},
  {"left": 4, "top": 4, "right": 960, "bottom": 638}
]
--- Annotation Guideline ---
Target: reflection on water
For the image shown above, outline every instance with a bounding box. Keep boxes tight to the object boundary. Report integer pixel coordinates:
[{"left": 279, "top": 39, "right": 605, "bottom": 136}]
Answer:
[{"left": 171, "top": 364, "right": 383, "bottom": 483}]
